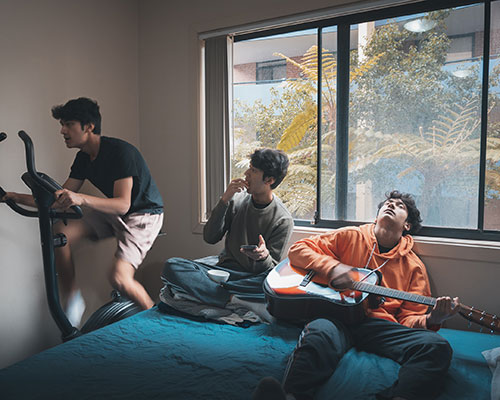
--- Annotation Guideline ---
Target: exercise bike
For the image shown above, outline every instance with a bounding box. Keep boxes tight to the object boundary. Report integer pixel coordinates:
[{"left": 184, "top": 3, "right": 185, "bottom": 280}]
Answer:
[{"left": 0, "top": 130, "right": 142, "bottom": 341}]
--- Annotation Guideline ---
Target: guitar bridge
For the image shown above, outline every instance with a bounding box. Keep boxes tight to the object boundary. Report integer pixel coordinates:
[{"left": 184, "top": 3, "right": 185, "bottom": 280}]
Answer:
[{"left": 300, "top": 271, "right": 315, "bottom": 287}]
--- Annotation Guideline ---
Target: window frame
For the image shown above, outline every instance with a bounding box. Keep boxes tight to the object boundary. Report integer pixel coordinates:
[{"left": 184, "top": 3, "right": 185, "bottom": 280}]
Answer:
[{"left": 227, "top": 0, "right": 500, "bottom": 241}]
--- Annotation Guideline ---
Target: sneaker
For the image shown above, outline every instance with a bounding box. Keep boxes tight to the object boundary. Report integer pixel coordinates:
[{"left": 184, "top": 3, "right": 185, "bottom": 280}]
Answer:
[
  {"left": 252, "top": 377, "right": 286, "bottom": 400},
  {"left": 66, "top": 290, "right": 86, "bottom": 327}
]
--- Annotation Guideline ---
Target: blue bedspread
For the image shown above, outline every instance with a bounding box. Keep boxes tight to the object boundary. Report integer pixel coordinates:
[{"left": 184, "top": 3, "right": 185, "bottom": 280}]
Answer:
[{"left": 0, "top": 307, "right": 497, "bottom": 399}]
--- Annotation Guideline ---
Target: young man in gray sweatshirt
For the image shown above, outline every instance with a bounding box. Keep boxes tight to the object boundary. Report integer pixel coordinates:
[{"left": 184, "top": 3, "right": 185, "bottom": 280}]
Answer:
[{"left": 162, "top": 149, "right": 293, "bottom": 321}]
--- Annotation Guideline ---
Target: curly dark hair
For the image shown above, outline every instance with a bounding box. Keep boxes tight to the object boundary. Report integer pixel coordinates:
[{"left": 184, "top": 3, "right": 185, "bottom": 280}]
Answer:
[
  {"left": 250, "top": 149, "right": 289, "bottom": 189},
  {"left": 51, "top": 97, "right": 102, "bottom": 134},
  {"left": 377, "top": 190, "right": 423, "bottom": 235}
]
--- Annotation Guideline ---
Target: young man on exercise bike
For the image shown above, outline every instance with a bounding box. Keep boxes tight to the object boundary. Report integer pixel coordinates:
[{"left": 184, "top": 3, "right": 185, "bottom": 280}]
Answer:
[{"left": 2, "top": 97, "right": 164, "bottom": 325}]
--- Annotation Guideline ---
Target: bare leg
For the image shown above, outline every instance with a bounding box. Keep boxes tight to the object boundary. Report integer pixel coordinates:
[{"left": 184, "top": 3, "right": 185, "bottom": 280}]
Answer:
[
  {"left": 54, "top": 219, "right": 91, "bottom": 308},
  {"left": 109, "top": 257, "right": 154, "bottom": 310}
]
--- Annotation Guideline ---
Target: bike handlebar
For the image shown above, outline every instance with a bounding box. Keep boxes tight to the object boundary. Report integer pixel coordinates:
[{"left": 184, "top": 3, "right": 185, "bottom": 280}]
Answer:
[
  {"left": 18, "top": 130, "right": 37, "bottom": 178},
  {"left": 17, "top": 130, "right": 82, "bottom": 219},
  {"left": 0, "top": 131, "right": 83, "bottom": 219}
]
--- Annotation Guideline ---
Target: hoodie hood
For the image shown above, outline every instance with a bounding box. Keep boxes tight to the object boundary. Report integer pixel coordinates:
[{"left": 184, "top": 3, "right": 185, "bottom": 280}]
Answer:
[{"left": 360, "top": 223, "right": 414, "bottom": 259}]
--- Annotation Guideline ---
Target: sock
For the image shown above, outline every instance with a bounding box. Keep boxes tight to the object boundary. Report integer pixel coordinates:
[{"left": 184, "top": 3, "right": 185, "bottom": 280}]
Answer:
[{"left": 65, "top": 289, "right": 86, "bottom": 327}]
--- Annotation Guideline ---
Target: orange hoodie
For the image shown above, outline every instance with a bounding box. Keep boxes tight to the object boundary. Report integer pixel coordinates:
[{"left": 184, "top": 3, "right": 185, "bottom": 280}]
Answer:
[{"left": 287, "top": 224, "right": 431, "bottom": 329}]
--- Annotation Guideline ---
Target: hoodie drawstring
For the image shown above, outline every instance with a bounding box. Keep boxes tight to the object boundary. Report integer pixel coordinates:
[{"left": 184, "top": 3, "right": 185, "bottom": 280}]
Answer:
[{"left": 359, "top": 242, "right": 389, "bottom": 283}]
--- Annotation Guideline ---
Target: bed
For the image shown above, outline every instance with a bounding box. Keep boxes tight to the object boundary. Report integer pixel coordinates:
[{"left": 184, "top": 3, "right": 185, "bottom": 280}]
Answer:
[{"left": 0, "top": 305, "right": 498, "bottom": 400}]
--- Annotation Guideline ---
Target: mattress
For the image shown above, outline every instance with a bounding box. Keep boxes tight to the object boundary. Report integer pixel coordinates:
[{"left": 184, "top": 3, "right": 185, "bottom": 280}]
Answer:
[{"left": 0, "top": 306, "right": 497, "bottom": 399}]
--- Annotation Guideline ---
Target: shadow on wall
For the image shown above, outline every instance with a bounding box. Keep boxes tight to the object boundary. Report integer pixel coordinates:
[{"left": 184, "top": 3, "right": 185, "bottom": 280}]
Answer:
[
  {"left": 72, "top": 237, "right": 116, "bottom": 323},
  {"left": 136, "top": 261, "right": 165, "bottom": 304}
]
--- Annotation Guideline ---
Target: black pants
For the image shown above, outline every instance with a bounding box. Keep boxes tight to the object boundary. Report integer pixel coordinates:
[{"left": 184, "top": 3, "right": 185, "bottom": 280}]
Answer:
[{"left": 282, "top": 318, "right": 452, "bottom": 400}]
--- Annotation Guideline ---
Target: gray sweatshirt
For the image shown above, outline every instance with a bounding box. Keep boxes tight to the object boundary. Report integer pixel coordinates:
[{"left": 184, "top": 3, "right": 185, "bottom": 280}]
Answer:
[{"left": 203, "top": 192, "right": 294, "bottom": 273}]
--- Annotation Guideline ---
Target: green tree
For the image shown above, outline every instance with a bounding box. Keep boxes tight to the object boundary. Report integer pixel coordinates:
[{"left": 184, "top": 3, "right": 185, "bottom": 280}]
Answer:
[
  {"left": 233, "top": 44, "right": 380, "bottom": 218},
  {"left": 233, "top": 9, "right": 500, "bottom": 224},
  {"left": 348, "top": 11, "right": 500, "bottom": 223},
  {"left": 232, "top": 85, "right": 318, "bottom": 218},
  {"left": 350, "top": 12, "right": 455, "bottom": 135}
]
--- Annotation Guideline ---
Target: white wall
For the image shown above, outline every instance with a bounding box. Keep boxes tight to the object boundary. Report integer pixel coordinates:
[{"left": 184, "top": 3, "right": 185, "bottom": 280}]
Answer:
[
  {"left": 136, "top": 0, "right": 349, "bottom": 302},
  {"left": 1, "top": 0, "right": 499, "bottom": 370},
  {"left": 0, "top": 0, "right": 140, "bottom": 368}
]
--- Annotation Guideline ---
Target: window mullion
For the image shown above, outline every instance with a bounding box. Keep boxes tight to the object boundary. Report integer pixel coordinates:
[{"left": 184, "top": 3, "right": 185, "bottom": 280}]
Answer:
[
  {"left": 478, "top": 0, "right": 491, "bottom": 231},
  {"left": 315, "top": 28, "right": 323, "bottom": 224},
  {"left": 335, "top": 24, "right": 350, "bottom": 220}
]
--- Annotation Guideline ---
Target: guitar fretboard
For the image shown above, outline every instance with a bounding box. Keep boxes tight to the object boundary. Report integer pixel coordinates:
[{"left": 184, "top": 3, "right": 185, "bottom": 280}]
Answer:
[{"left": 352, "top": 281, "right": 436, "bottom": 307}]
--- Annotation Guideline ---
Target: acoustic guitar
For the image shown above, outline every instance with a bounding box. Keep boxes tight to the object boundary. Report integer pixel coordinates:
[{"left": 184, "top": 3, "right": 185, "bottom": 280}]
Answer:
[{"left": 263, "top": 259, "right": 500, "bottom": 333}]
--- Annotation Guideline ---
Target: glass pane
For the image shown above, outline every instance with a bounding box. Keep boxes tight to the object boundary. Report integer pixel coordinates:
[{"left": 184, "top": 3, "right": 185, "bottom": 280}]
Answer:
[
  {"left": 347, "top": 5, "right": 484, "bottom": 228},
  {"left": 232, "top": 30, "right": 317, "bottom": 220},
  {"left": 319, "top": 26, "right": 338, "bottom": 220},
  {"left": 485, "top": 1, "right": 500, "bottom": 230}
]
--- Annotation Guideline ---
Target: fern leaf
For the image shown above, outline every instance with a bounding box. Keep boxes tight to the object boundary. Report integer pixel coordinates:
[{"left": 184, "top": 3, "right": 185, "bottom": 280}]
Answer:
[{"left": 277, "top": 101, "right": 317, "bottom": 151}]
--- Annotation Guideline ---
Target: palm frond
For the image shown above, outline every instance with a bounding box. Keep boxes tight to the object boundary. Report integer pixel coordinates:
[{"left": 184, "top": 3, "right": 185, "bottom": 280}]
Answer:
[{"left": 277, "top": 101, "right": 317, "bottom": 152}]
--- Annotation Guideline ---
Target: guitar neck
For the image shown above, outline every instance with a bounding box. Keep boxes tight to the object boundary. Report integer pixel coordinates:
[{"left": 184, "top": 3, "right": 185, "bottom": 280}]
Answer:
[
  {"left": 351, "top": 280, "right": 500, "bottom": 333},
  {"left": 352, "top": 281, "right": 436, "bottom": 307}
]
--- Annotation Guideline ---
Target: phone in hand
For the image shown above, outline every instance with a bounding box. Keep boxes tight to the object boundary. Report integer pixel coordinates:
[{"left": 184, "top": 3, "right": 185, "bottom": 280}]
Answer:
[{"left": 240, "top": 244, "right": 258, "bottom": 251}]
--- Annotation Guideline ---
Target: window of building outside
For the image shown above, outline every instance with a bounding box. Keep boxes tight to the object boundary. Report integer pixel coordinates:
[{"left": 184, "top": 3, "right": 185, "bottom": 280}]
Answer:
[
  {"left": 230, "top": 1, "right": 500, "bottom": 240},
  {"left": 256, "top": 60, "right": 287, "bottom": 82}
]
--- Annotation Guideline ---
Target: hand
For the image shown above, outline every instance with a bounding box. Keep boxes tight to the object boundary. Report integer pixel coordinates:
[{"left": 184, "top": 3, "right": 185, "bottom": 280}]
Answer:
[
  {"left": 328, "top": 263, "right": 355, "bottom": 290},
  {"left": 0, "top": 192, "right": 37, "bottom": 208},
  {"left": 240, "top": 235, "right": 269, "bottom": 261},
  {"left": 427, "top": 296, "right": 460, "bottom": 326},
  {"left": 0, "top": 192, "right": 14, "bottom": 202},
  {"left": 54, "top": 189, "right": 83, "bottom": 210},
  {"left": 221, "top": 178, "right": 248, "bottom": 204}
]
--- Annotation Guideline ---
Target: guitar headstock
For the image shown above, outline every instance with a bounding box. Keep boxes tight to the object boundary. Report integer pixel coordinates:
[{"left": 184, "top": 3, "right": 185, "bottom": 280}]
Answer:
[{"left": 459, "top": 305, "right": 500, "bottom": 333}]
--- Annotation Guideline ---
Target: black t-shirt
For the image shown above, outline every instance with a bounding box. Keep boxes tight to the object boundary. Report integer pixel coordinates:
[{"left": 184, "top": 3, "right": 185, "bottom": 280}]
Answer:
[{"left": 69, "top": 136, "right": 163, "bottom": 215}]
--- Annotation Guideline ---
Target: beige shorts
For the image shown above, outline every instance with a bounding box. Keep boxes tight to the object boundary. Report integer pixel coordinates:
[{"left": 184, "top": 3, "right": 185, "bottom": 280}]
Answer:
[{"left": 82, "top": 208, "right": 164, "bottom": 269}]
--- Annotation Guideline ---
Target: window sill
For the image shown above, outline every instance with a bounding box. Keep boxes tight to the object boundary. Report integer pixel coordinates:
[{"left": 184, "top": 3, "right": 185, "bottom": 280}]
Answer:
[
  {"left": 289, "top": 227, "right": 500, "bottom": 264},
  {"left": 193, "top": 223, "right": 500, "bottom": 263}
]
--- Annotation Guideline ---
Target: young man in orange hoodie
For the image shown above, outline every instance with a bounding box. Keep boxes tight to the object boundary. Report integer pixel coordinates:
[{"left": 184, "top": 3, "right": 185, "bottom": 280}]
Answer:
[{"left": 253, "top": 190, "right": 459, "bottom": 400}]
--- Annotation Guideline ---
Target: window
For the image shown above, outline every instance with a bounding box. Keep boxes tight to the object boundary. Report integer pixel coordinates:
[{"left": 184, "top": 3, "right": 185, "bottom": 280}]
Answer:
[
  {"left": 232, "top": 29, "right": 317, "bottom": 219},
  {"left": 222, "top": 0, "right": 500, "bottom": 240},
  {"left": 345, "top": 8, "right": 485, "bottom": 231},
  {"left": 256, "top": 60, "right": 287, "bottom": 82}
]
